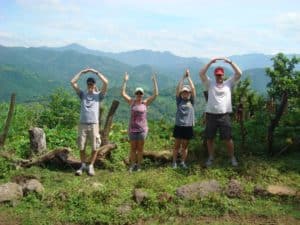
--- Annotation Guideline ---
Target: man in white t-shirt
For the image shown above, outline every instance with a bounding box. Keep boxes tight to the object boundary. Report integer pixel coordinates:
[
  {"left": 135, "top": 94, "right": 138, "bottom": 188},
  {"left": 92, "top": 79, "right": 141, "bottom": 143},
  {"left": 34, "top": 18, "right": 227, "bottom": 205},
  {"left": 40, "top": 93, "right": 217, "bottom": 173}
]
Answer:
[{"left": 199, "top": 57, "right": 242, "bottom": 167}]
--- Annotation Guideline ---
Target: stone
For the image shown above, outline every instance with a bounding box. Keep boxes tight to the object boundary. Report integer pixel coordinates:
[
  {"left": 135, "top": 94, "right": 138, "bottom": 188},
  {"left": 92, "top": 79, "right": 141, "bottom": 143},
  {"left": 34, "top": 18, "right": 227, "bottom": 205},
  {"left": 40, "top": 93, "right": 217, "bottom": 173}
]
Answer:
[
  {"left": 117, "top": 203, "right": 132, "bottom": 214},
  {"left": 22, "top": 179, "right": 44, "bottom": 195},
  {"left": 29, "top": 127, "right": 47, "bottom": 154},
  {"left": 176, "top": 180, "right": 221, "bottom": 200},
  {"left": 225, "top": 179, "right": 243, "bottom": 198},
  {"left": 133, "top": 188, "right": 148, "bottom": 204},
  {"left": 158, "top": 192, "right": 173, "bottom": 203},
  {"left": 0, "top": 182, "right": 23, "bottom": 203},
  {"left": 267, "top": 185, "right": 297, "bottom": 196},
  {"left": 253, "top": 185, "right": 268, "bottom": 196}
]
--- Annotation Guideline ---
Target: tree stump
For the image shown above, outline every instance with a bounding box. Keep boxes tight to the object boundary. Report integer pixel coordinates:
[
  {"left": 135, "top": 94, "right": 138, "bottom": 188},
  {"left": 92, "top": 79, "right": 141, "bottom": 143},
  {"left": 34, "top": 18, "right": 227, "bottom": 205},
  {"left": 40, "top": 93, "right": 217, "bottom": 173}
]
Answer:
[{"left": 28, "top": 127, "right": 47, "bottom": 154}]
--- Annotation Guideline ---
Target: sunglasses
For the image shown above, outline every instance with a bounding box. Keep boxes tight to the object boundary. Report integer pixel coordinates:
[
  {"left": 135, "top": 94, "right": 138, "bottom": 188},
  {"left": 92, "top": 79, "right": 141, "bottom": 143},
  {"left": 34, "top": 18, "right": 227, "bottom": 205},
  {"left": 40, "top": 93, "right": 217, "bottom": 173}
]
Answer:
[
  {"left": 135, "top": 92, "right": 143, "bottom": 95},
  {"left": 87, "top": 82, "right": 94, "bottom": 86}
]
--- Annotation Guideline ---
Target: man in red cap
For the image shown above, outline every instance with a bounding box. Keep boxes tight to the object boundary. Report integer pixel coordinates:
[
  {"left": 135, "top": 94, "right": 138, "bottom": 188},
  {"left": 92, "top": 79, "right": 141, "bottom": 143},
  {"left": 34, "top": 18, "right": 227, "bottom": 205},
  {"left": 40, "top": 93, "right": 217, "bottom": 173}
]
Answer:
[{"left": 199, "top": 57, "right": 242, "bottom": 167}]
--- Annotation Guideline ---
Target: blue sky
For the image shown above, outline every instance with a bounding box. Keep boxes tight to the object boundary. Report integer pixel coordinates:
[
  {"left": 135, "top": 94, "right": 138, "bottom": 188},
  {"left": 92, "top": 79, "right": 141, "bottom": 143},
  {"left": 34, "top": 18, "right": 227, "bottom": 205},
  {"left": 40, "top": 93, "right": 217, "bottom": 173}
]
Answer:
[{"left": 0, "top": 0, "right": 300, "bottom": 57}]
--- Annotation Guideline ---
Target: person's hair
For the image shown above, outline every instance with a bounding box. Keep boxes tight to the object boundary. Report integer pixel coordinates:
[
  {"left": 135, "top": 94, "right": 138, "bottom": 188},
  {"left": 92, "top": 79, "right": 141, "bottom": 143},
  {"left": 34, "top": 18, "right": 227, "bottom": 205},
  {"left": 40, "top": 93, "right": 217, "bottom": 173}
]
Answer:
[{"left": 86, "top": 77, "right": 96, "bottom": 84}]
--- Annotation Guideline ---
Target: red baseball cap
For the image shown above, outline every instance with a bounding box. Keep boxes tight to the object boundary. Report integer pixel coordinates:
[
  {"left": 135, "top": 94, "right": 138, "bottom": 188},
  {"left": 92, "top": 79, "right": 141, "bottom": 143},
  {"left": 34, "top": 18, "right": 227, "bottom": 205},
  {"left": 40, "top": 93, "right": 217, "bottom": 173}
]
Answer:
[{"left": 214, "top": 67, "right": 224, "bottom": 76}]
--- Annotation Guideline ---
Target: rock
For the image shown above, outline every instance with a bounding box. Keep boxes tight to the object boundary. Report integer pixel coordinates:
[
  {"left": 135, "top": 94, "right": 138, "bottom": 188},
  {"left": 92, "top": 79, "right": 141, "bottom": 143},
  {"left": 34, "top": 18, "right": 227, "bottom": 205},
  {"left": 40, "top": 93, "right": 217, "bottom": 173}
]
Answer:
[
  {"left": 29, "top": 127, "right": 47, "bottom": 154},
  {"left": 22, "top": 179, "right": 44, "bottom": 195},
  {"left": 253, "top": 185, "right": 268, "bottom": 196},
  {"left": 92, "top": 182, "right": 104, "bottom": 189},
  {"left": 0, "top": 182, "right": 23, "bottom": 203},
  {"left": 117, "top": 203, "right": 132, "bottom": 214},
  {"left": 267, "top": 185, "right": 297, "bottom": 196},
  {"left": 176, "top": 180, "right": 221, "bottom": 200},
  {"left": 158, "top": 192, "right": 173, "bottom": 203},
  {"left": 133, "top": 188, "right": 148, "bottom": 204},
  {"left": 225, "top": 179, "right": 243, "bottom": 198}
]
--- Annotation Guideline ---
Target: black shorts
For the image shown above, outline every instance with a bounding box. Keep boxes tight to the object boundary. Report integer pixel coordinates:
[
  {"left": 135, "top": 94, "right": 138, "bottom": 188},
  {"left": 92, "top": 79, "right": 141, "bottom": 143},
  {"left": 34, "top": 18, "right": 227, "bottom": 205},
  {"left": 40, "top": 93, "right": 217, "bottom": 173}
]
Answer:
[
  {"left": 173, "top": 125, "right": 194, "bottom": 140},
  {"left": 205, "top": 113, "right": 232, "bottom": 140}
]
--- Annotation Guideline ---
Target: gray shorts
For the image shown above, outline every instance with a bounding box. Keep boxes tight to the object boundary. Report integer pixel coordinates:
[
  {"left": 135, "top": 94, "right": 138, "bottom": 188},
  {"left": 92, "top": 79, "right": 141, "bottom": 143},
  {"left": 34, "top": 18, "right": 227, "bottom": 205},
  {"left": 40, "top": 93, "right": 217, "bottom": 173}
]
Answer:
[
  {"left": 205, "top": 113, "right": 232, "bottom": 140},
  {"left": 129, "top": 132, "right": 147, "bottom": 141}
]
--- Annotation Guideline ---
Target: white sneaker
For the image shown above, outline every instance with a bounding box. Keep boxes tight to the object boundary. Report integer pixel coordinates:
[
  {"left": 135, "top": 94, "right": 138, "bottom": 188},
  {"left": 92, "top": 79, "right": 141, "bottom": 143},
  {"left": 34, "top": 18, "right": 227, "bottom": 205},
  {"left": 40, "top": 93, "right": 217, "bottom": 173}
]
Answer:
[
  {"left": 136, "top": 165, "right": 141, "bottom": 172},
  {"left": 75, "top": 164, "right": 87, "bottom": 176},
  {"left": 88, "top": 164, "right": 95, "bottom": 176},
  {"left": 205, "top": 158, "right": 214, "bottom": 167},
  {"left": 129, "top": 164, "right": 136, "bottom": 173},
  {"left": 180, "top": 162, "right": 187, "bottom": 169},
  {"left": 231, "top": 157, "right": 238, "bottom": 167},
  {"left": 172, "top": 162, "right": 177, "bottom": 169}
]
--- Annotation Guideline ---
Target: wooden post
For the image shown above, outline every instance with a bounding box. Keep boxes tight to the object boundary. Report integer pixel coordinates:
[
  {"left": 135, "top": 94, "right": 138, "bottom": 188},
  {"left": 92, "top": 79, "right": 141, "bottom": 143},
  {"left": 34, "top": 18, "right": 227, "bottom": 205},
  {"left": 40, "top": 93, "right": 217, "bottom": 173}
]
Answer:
[
  {"left": 100, "top": 100, "right": 119, "bottom": 146},
  {"left": 0, "top": 93, "right": 16, "bottom": 148}
]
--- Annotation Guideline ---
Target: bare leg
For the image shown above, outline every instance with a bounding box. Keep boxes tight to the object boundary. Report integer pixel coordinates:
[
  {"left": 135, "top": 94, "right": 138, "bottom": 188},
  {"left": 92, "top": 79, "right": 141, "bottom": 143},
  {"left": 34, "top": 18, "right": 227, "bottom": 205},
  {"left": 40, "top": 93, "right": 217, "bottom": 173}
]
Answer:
[
  {"left": 130, "top": 140, "right": 138, "bottom": 165},
  {"left": 181, "top": 139, "right": 189, "bottom": 163},
  {"left": 207, "top": 139, "right": 215, "bottom": 159},
  {"left": 136, "top": 140, "right": 145, "bottom": 166},
  {"left": 173, "top": 139, "right": 181, "bottom": 163},
  {"left": 89, "top": 150, "right": 98, "bottom": 165},
  {"left": 80, "top": 151, "right": 87, "bottom": 164},
  {"left": 224, "top": 139, "right": 234, "bottom": 158}
]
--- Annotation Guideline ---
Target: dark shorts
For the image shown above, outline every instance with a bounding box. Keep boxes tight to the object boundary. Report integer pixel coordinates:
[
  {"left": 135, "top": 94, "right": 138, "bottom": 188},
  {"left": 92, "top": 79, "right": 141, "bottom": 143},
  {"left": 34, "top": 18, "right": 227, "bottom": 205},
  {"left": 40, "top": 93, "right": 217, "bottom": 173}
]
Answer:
[
  {"left": 173, "top": 125, "right": 194, "bottom": 140},
  {"left": 129, "top": 132, "right": 147, "bottom": 141},
  {"left": 205, "top": 113, "right": 232, "bottom": 140}
]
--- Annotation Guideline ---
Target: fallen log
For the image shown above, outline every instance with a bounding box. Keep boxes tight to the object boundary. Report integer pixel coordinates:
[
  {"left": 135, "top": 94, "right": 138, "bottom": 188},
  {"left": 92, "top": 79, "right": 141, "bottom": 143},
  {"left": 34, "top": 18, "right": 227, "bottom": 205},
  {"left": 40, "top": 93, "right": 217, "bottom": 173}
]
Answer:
[
  {"left": 1, "top": 143, "right": 118, "bottom": 169},
  {"left": 143, "top": 150, "right": 173, "bottom": 162}
]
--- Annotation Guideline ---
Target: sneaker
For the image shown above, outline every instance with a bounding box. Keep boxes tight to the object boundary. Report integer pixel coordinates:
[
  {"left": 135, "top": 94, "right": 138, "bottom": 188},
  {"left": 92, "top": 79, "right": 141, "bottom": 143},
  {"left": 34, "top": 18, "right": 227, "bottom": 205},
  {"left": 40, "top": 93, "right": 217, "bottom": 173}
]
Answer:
[
  {"left": 129, "top": 164, "right": 136, "bottom": 173},
  {"left": 205, "top": 158, "right": 214, "bottom": 167},
  {"left": 136, "top": 165, "right": 142, "bottom": 172},
  {"left": 180, "top": 162, "right": 187, "bottom": 169},
  {"left": 88, "top": 164, "right": 95, "bottom": 176},
  {"left": 231, "top": 156, "right": 238, "bottom": 167},
  {"left": 172, "top": 162, "right": 177, "bottom": 169},
  {"left": 75, "top": 164, "right": 87, "bottom": 176}
]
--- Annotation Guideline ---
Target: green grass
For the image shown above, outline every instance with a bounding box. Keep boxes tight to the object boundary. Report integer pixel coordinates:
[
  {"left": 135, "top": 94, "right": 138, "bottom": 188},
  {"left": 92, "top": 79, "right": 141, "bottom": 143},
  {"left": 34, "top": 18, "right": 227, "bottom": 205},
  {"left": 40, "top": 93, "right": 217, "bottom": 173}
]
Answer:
[{"left": 0, "top": 150, "right": 299, "bottom": 225}]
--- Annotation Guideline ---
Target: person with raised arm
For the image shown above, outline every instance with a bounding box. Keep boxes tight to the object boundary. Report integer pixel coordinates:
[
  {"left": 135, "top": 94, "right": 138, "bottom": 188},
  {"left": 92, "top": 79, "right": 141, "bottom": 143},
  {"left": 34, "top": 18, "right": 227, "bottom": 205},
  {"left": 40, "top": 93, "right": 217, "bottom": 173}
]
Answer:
[
  {"left": 71, "top": 68, "right": 108, "bottom": 176},
  {"left": 199, "top": 57, "right": 242, "bottom": 167},
  {"left": 121, "top": 72, "right": 158, "bottom": 172},
  {"left": 172, "top": 69, "right": 196, "bottom": 169}
]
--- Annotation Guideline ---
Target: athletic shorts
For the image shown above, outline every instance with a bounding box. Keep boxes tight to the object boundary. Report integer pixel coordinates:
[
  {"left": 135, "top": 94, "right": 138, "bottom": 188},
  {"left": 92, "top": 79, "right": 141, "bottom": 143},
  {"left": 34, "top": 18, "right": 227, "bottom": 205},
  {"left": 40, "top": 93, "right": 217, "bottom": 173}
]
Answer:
[
  {"left": 173, "top": 125, "right": 194, "bottom": 140},
  {"left": 129, "top": 132, "right": 147, "bottom": 141},
  {"left": 205, "top": 113, "right": 232, "bottom": 140},
  {"left": 77, "top": 123, "right": 101, "bottom": 151}
]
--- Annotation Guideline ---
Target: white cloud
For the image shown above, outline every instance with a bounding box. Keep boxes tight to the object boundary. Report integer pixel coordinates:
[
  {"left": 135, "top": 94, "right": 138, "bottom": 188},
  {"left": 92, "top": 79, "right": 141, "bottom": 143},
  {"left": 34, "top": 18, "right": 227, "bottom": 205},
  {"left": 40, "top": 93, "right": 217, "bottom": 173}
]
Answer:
[{"left": 16, "top": 0, "right": 80, "bottom": 13}]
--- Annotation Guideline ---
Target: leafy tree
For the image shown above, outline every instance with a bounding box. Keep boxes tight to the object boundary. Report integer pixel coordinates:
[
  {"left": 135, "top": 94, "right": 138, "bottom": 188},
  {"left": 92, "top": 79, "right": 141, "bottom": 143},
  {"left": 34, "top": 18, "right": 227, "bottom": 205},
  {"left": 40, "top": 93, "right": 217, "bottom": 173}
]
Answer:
[
  {"left": 266, "top": 53, "right": 300, "bottom": 154},
  {"left": 39, "top": 89, "right": 80, "bottom": 129}
]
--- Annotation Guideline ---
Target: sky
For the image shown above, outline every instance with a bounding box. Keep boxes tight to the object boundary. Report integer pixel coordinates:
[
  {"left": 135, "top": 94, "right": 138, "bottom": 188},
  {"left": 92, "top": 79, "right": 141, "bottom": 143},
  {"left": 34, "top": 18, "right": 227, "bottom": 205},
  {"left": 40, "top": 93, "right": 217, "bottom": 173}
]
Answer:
[{"left": 0, "top": 0, "right": 300, "bottom": 58}]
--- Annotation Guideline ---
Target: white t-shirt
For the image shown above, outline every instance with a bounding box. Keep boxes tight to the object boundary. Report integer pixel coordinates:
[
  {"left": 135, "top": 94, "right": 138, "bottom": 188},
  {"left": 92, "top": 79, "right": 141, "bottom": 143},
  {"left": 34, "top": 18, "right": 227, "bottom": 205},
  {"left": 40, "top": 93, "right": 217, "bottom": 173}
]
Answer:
[{"left": 203, "top": 76, "right": 238, "bottom": 114}]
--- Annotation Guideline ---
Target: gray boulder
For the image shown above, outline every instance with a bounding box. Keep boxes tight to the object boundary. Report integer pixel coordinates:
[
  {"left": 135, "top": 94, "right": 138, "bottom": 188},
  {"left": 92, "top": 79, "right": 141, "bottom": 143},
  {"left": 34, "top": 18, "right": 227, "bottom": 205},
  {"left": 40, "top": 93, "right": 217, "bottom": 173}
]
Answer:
[
  {"left": 133, "top": 188, "right": 148, "bottom": 204},
  {"left": 0, "top": 182, "right": 23, "bottom": 203},
  {"left": 22, "top": 179, "right": 44, "bottom": 195},
  {"left": 176, "top": 180, "right": 221, "bottom": 200}
]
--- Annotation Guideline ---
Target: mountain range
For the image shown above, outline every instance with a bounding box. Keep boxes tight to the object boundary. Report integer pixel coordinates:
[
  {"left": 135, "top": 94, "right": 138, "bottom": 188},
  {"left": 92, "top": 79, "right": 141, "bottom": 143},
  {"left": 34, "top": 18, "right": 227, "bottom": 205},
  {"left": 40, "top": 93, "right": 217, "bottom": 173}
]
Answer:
[{"left": 1, "top": 43, "right": 298, "bottom": 102}]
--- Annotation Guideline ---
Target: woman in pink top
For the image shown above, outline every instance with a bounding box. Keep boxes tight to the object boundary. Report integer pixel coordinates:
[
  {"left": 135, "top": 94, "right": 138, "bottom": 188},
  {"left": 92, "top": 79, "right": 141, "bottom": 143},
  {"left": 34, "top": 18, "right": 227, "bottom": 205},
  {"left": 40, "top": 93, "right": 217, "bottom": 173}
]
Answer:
[{"left": 121, "top": 72, "right": 158, "bottom": 172}]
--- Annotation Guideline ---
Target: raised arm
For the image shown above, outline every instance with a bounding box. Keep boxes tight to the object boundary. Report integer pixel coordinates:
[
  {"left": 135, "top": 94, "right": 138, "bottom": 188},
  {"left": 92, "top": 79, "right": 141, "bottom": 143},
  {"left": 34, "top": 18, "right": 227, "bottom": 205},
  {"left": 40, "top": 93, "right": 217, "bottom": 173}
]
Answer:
[
  {"left": 121, "top": 72, "right": 132, "bottom": 105},
  {"left": 186, "top": 69, "right": 196, "bottom": 97},
  {"left": 145, "top": 74, "right": 158, "bottom": 106},
  {"left": 199, "top": 58, "right": 218, "bottom": 83},
  {"left": 70, "top": 68, "right": 90, "bottom": 94},
  {"left": 176, "top": 74, "right": 185, "bottom": 97},
  {"left": 223, "top": 58, "right": 242, "bottom": 81},
  {"left": 88, "top": 68, "right": 109, "bottom": 94}
]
